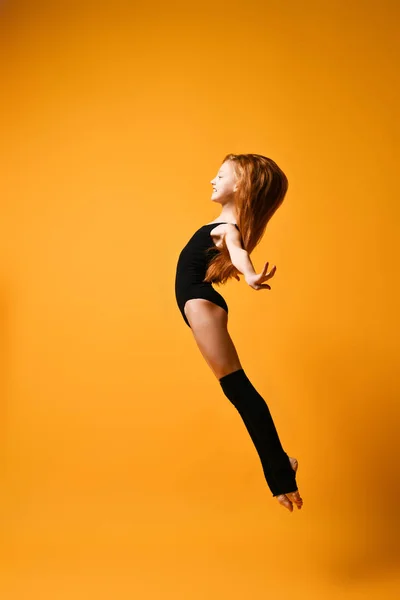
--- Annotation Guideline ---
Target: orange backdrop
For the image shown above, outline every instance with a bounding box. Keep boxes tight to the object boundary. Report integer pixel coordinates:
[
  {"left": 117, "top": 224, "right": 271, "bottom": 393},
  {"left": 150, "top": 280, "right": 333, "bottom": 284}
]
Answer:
[{"left": 1, "top": 0, "right": 399, "bottom": 598}]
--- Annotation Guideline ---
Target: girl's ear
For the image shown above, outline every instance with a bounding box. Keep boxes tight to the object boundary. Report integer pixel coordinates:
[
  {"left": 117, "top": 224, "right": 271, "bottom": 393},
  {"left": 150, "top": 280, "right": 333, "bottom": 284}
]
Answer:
[{"left": 233, "top": 176, "right": 242, "bottom": 192}]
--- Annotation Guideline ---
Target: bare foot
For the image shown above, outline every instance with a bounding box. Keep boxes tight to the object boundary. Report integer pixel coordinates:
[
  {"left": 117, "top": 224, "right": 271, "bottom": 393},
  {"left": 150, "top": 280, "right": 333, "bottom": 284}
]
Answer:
[{"left": 275, "top": 456, "right": 303, "bottom": 512}]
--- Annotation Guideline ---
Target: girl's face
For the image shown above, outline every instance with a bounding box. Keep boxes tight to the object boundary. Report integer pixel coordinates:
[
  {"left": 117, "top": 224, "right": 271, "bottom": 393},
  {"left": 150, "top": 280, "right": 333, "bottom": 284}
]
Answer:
[{"left": 210, "top": 161, "right": 239, "bottom": 202}]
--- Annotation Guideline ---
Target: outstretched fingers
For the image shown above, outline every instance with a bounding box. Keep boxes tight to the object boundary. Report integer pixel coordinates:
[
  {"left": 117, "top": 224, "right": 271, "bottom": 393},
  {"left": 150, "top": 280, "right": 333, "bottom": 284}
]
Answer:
[{"left": 263, "top": 262, "right": 277, "bottom": 280}]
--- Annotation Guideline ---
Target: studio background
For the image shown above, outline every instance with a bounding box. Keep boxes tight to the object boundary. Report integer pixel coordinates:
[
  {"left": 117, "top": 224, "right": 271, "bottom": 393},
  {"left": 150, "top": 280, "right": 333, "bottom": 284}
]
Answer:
[{"left": 1, "top": 0, "right": 399, "bottom": 598}]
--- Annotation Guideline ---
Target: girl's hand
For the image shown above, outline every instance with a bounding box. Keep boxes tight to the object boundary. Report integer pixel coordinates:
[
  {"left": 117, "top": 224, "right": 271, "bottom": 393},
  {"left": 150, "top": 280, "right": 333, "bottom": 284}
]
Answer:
[{"left": 245, "top": 262, "right": 277, "bottom": 290}]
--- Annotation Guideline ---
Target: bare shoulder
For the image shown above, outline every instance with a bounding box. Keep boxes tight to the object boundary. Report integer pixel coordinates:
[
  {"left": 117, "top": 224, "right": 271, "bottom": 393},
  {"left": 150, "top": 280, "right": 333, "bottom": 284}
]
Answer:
[
  {"left": 210, "top": 223, "right": 242, "bottom": 250},
  {"left": 210, "top": 223, "right": 239, "bottom": 235}
]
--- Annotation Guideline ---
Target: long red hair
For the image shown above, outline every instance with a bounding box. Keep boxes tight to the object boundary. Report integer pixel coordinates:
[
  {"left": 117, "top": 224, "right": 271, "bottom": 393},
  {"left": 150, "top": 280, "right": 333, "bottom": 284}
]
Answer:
[{"left": 203, "top": 153, "right": 288, "bottom": 285}]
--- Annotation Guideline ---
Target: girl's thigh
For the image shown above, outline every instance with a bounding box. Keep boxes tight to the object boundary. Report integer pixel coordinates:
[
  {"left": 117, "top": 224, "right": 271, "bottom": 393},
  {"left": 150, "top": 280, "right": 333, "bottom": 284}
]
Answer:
[{"left": 183, "top": 299, "right": 242, "bottom": 379}]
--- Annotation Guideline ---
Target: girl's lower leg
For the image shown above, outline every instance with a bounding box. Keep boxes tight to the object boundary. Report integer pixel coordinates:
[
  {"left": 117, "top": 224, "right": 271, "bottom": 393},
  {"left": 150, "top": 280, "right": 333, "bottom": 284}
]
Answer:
[{"left": 219, "top": 367, "right": 298, "bottom": 497}]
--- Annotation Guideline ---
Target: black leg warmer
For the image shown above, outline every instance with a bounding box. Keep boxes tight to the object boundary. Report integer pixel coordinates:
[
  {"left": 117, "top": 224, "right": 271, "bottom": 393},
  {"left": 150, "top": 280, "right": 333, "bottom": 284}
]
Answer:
[{"left": 219, "top": 368, "right": 298, "bottom": 497}]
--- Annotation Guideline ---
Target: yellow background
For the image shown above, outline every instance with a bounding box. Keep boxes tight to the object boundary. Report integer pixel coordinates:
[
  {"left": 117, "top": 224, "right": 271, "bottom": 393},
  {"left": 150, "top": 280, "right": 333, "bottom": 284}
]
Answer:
[{"left": 1, "top": 0, "right": 399, "bottom": 597}]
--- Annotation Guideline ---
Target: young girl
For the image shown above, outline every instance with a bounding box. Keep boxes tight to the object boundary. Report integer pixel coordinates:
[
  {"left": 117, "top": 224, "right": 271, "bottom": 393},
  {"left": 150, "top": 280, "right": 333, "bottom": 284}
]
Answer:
[{"left": 174, "top": 153, "right": 303, "bottom": 513}]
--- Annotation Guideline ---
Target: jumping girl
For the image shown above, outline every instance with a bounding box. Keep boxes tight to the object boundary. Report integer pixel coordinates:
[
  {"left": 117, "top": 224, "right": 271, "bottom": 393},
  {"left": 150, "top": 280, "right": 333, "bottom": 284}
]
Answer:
[{"left": 174, "top": 153, "right": 303, "bottom": 513}]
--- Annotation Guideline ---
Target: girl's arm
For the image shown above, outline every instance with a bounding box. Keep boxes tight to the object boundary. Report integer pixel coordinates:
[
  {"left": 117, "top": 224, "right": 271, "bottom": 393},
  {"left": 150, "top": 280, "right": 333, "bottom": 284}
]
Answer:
[
  {"left": 224, "top": 225, "right": 256, "bottom": 279},
  {"left": 224, "top": 225, "right": 277, "bottom": 290}
]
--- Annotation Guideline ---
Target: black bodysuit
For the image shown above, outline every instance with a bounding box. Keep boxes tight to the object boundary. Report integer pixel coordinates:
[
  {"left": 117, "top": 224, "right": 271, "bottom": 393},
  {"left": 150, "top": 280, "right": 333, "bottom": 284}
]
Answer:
[{"left": 175, "top": 222, "right": 240, "bottom": 328}]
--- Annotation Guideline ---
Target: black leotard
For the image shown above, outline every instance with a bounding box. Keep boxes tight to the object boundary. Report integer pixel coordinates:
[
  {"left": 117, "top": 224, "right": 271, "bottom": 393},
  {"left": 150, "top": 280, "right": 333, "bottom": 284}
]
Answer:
[{"left": 175, "top": 222, "right": 240, "bottom": 328}]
